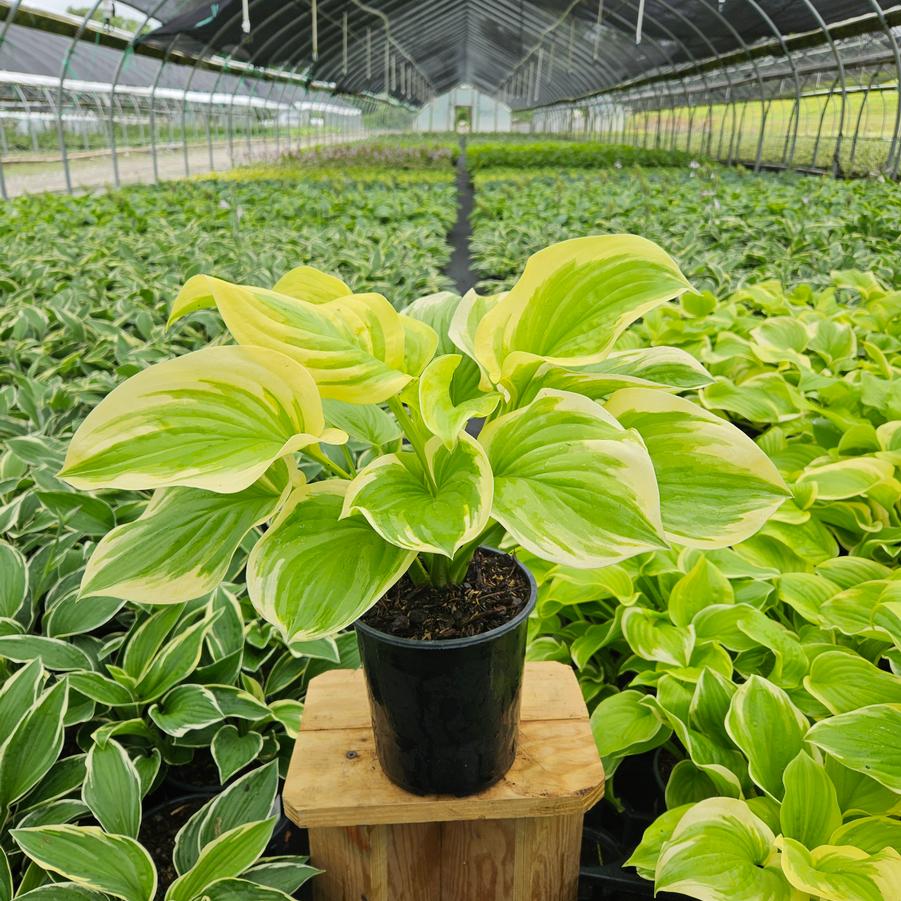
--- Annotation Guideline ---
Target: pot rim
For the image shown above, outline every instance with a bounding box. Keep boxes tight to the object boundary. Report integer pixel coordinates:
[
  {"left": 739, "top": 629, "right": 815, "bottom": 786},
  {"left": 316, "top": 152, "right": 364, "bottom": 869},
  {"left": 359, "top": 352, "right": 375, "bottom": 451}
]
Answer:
[{"left": 354, "top": 547, "right": 537, "bottom": 650}]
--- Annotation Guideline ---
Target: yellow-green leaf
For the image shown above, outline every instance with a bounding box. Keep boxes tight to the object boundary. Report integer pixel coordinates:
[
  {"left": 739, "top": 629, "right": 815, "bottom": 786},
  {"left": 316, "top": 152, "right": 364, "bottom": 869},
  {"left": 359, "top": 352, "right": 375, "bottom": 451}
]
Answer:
[{"left": 60, "top": 346, "right": 343, "bottom": 493}]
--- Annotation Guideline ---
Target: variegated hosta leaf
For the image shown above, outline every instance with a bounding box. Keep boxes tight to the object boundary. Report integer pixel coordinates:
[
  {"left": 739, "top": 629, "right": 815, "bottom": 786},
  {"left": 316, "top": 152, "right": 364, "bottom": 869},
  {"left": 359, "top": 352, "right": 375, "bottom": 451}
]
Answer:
[
  {"left": 403, "top": 290, "right": 460, "bottom": 356},
  {"left": 418, "top": 355, "right": 499, "bottom": 448},
  {"left": 342, "top": 433, "right": 492, "bottom": 557},
  {"left": 449, "top": 288, "right": 503, "bottom": 363},
  {"left": 272, "top": 265, "right": 351, "bottom": 303},
  {"left": 796, "top": 457, "right": 895, "bottom": 501},
  {"left": 656, "top": 798, "right": 795, "bottom": 901},
  {"left": 399, "top": 314, "right": 441, "bottom": 378},
  {"left": 79, "top": 463, "right": 292, "bottom": 603},
  {"left": 780, "top": 751, "right": 842, "bottom": 848},
  {"left": 170, "top": 276, "right": 433, "bottom": 403},
  {"left": 804, "top": 650, "right": 901, "bottom": 715},
  {"left": 778, "top": 838, "right": 901, "bottom": 901},
  {"left": 479, "top": 389, "right": 666, "bottom": 568},
  {"left": 473, "top": 235, "right": 692, "bottom": 384},
  {"left": 725, "top": 675, "right": 808, "bottom": 800},
  {"left": 12, "top": 826, "right": 157, "bottom": 901},
  {"left": 806, "top": 704, "right": 901, "bottom": 792},
  {"left": 60, "top": 346, "right": 344, "bottom": 493},
  {"left": 587, "top": 347, "right": 714, "bottom": 389},
  {"left": 605, "top": 388, "right": 789, "bottom": 548},
  {"left": 247, "top": 482, "right": 415, "bottom": 641}
]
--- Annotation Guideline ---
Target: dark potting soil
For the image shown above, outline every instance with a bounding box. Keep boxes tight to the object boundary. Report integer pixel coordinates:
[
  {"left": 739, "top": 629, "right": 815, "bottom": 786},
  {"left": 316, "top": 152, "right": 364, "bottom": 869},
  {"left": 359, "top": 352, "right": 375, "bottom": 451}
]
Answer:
[
  {"left": 140, "top": 796, "right": 206, "bottom": 898},
  {"left": 165, "top": 751, "right": 221, "bottom": 792},
  {"left": 362, "top": 549, "right": 531, "bottom": 640}
]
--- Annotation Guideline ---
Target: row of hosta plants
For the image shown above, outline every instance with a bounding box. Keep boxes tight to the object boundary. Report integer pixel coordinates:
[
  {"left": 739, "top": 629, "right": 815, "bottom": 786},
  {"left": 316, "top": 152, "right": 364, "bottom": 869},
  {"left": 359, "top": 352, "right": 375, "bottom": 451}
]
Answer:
[
  {"left": 466, "top": 138, "right": 691, "bottom": 171},
  {"left": 470, "top": 162, "right": 901, "bottom": 295},
  {"left": 519, "top": 271, "right": 900, "bottom": 899},
  {"left": 0, "top": 168, "right": 457, "bottom": 897}
]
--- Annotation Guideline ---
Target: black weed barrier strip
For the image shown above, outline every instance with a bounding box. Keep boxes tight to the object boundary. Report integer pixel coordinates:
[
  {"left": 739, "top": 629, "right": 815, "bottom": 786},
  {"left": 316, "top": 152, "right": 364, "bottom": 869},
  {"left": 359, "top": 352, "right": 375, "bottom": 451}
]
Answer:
[
  {"left": 444, "top": 136, "right": 478, "bottom": 294},
  {"left": 443, "top": 145, "right": 680, "bottom": 900}
]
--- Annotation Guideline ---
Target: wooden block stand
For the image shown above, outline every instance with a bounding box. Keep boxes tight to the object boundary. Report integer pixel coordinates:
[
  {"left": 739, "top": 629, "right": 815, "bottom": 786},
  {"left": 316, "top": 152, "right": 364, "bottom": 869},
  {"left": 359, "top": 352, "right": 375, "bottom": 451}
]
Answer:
[{"left": 284, "top": 661, "right": 604, "bottom": 900}]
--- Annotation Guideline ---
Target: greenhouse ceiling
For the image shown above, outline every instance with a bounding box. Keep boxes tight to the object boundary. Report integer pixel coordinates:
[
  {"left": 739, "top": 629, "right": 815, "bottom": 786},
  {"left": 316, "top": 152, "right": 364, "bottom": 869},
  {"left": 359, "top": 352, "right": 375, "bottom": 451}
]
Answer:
[{"left": 130, "top": 1, "right": 901, "bottom": 107}]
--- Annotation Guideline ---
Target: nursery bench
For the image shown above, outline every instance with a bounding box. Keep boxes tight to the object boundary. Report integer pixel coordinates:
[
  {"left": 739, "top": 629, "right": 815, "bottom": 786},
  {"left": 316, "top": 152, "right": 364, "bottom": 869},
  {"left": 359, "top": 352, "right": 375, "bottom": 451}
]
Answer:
[{"left": 283, "top": 660, "right": 605, "bottom": 900}]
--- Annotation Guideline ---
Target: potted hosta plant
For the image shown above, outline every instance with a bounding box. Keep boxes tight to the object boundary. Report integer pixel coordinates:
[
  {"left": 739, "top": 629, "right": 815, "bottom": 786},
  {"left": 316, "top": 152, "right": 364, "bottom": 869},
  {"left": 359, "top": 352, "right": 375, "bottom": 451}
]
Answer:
[{"left": 60, "top": 236, "right": 787, "bottom": 796}]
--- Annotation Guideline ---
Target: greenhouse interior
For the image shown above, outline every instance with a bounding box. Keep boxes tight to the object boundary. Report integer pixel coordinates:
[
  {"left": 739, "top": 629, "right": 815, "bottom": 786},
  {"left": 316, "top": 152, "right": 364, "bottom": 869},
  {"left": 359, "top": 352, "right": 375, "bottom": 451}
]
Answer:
[{"left": 1, "top": 0, "right": 901, "bottom": 899}]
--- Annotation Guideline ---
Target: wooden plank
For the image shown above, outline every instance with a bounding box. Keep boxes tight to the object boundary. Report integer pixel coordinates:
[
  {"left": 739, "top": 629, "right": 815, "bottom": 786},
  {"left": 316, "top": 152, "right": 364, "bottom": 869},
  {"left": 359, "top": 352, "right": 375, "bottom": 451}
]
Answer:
[
  {"left": 310, "top": 825, "right": 372, "bottom": 900},
  {"left": 284, "top": 718, "right": 604, "bottom": 827},
  {"left": 386, "top": 823, "right": 442, "bottom": 901},
  {"left": 301, "top": 660, "right": 587, "bottom": 732},
  {"left": 513, "top": 813, "right": 582, "bottom": 900},
  {"left": 439, "top": 819, "right": 515, "bottom": 900}
]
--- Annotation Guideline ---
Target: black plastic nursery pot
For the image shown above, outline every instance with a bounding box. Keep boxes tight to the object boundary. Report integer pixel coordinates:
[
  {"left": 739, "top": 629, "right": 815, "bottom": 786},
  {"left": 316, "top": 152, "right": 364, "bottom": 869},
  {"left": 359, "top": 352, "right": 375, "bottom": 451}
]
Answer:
[{"left": 354, "top": 548, "right": 537, "bottom": 797}]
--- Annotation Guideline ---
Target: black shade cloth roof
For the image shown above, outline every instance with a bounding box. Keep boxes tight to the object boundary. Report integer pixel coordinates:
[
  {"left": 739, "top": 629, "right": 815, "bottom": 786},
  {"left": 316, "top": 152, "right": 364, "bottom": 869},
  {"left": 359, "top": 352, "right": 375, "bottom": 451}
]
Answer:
[{"left": 134, "top": 1, "right": 901, "bottom": 107}]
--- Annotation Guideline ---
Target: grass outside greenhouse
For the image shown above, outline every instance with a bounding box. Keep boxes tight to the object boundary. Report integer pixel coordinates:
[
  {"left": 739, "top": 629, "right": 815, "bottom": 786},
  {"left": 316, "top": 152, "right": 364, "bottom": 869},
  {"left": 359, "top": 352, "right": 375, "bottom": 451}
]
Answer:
[{"left": 1, "top": 133, "right": 900, "bottom": 901}]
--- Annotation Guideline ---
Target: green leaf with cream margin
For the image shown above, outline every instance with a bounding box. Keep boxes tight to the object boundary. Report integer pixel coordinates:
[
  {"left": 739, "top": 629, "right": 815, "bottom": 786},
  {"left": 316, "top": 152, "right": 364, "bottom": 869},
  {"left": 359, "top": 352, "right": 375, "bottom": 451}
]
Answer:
[
  {"left": 479, "top": 389, "right": 666, "bottom": 568},
  {"left": 778, "top": 838, "right": 901, "bottom": 901},
  {"left": 806, "top": 704, "right": 901, "bottom": 791},
  {"left": 655, "top": 798, "right": 797, "bottom": 901},
  {"left": 418, "top": 354, "right": 499, "bottom": 448},
  {"left": 247, "top": 481, "right": 415, "bottom": 641},
  {"left": 59, "top": 346, "right": 345, "bottom": 493},
  {"left": 79, "top": 462, "right": 294, "bottom": 604},
  {"left": 342, "top": 433, "right": 492, "bottom": 557},
  {"left": 169, "top": 275, "right": 437, "bottom": 403},
  {"left": 473, "top": 235, "right": 692, "bottom": 385},
  {"left": 605, "top": 388, "right": 788, "bottom": 548},
  {"left": 12, "top": 826, "right": 157, "bottom": 901}
]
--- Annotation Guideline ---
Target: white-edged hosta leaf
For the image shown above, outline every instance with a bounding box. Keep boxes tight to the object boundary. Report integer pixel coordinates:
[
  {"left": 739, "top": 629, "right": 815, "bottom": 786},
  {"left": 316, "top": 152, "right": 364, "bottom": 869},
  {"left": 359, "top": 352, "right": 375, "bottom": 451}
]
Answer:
[
  {"left": 243, "top": 859, "right": 322, "bottom": 894},
  {"left": 211, "top": 726, "right": 264, "bottom": 783},
  {"left": 79, "top": 466, "right": 288, "bottom": 604},
  {"left": 269, "top": 699, "right": 303, "bottom": 737},
  {"left": 656, "top": 798, "right": 794, "bottom": 901},
  {"left": 199, "top": 878, "right": 299, "bottom": 900},
  {"left": 149, "top": 685, "right": 223, "bottom": 738},
  {"left": 83, "top": 738, "right": 141, "bottom": 838},
  {"left": 0, "top": 658, "right": 43, "bottom": 726},
  {"left": 165, "top": 818, "right": 276, "bottom": 901},
  {"left": 418, "top": 354, "right": 499, "bottom": 448},
  {"left": 0, "top": 680, "right": 68, "bottom": 808},
  {"left": 780, "top": 750, "right": 842, "bottom": 848},
  {"left": 247, "top": 481, "right": 414, "bottom": 641},
  {"left": 0, "top": 540, "right": 27, "bottom": 618},
  {"left": 134, "top": 614, "right": 217, "bottom": 702},
  {"left": 60, "top": 346, "right": 344, "bottom": 493},
  {"left": 830, "top": 816, "right": 901, "bottom": 855},
  {"left": 804, "top": 650, "right": 901, "bottom": 715},
  {"left": 473, "top": 235, "right": 691, "bottom": 383},
  {"left": 16, "top": 883, "right": 107, "bottom": 900},
  {"left": 12, "top": 826, "right": 156, "bottom": 901},
  {"left": 321, "top": 399, "right": 400, "bottom": 447},
  {"left": 796, "top": 457, "right": 895, "bottom": 501},
  {"left": 448, "top": 288, "right": 503, "bottom": 383},
  {"left": 806, "top": 704, "right": 901, "bottom": 791},
  {"left": 173, "top": 762, "right": 278, "bottom": 876},
  {"left": 170, "top": 276, "right": 416, "bottom": 403},
  {"left": 724, "top": 675, "right": 808, "bottom": 800},
  {"left": 605, "top": 388, "right": 788, "bottom": 548},
  {"left": 342, "top": 432, "right": 492, "bottom": 557},
  {"left": 272, "top": 265, "right": 350, "bottom": 303},
  {"left": 0, "top": 635, "right": 91, "bottom": 671},
  {"left": 826, "top": 757, "right": 901, "bottom": 818},
  {"left": 479, "top": 389, "right": 666, "bottom": 568},
  {"left": 778, "top": 837, "right": 901, "bottom": 901}
]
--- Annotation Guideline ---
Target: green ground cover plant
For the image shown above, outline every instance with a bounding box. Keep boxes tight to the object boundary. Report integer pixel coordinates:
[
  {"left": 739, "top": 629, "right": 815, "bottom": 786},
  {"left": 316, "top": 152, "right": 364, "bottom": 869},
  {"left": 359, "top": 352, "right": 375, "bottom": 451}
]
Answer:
[
  {"left": 471, "top": 163, "right": 901, "bottom": 295},
  {"left": 0, "top": 166, "right": 455, "bottom": 898}
]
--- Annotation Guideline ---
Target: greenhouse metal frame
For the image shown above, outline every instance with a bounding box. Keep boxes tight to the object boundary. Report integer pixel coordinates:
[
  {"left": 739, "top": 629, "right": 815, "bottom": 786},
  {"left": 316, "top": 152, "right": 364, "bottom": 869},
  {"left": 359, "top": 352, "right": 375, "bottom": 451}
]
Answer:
[{"left": 3, "top": 0, "right": 901, "bottom": 197}]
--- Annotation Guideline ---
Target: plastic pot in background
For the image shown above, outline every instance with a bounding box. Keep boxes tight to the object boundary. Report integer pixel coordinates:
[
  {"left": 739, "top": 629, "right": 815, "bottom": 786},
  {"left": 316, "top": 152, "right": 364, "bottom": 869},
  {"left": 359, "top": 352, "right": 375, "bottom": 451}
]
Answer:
[{"left": 355, "top": 549, "right": 537, "bottom": 796}]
